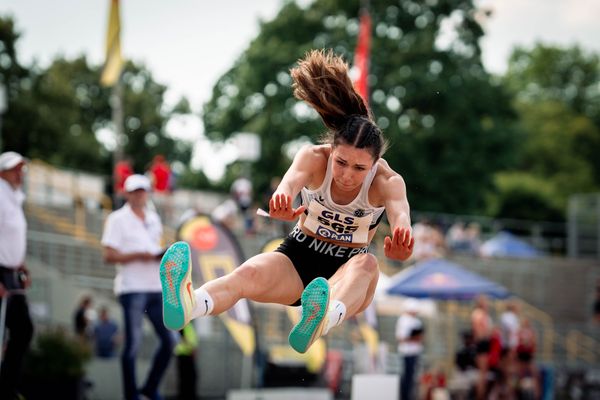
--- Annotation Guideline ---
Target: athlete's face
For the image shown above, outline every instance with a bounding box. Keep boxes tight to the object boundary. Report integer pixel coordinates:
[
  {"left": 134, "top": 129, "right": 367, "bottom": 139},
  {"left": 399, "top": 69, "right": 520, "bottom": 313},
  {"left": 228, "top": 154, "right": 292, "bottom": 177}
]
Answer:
[{"left": 331, "top": 144, "right": 375, "bottom": 193}]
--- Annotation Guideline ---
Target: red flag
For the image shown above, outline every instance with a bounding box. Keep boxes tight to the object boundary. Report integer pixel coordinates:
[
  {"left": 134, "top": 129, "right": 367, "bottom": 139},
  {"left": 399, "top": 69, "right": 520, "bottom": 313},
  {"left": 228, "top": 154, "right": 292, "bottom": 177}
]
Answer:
[{"left": 353, "top": 9, "right": 372, "bottom": 105}]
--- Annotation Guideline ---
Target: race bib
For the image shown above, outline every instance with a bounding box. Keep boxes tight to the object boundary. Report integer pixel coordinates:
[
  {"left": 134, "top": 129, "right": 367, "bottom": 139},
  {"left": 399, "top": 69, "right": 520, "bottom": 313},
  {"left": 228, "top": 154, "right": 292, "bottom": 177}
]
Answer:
[{"left": 303, "top": 201, "right": 371, "bottom": 244}]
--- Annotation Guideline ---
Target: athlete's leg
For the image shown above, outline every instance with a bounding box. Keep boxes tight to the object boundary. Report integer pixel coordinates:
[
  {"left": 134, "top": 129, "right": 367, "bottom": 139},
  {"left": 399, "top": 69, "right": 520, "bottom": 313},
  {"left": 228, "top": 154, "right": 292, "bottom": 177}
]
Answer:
[
  {"left": 288, "top": 253, "right": 379, "bottom": 353},
  {"left": 328, "top": 252, "right": 379, "bottom": 316},
  {"left": 202, "top": 251, "right": 304, "bottom": 314},
  {"left": 161, "top": 242, "right": 304, "bottom": 330}
]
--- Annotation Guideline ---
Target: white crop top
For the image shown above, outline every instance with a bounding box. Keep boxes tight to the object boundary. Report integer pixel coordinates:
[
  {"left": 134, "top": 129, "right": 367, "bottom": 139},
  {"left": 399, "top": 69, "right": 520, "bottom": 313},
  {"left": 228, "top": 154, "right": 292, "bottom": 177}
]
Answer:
[{"left": 300, "top": 156, "right": 385, "bottom": 245}]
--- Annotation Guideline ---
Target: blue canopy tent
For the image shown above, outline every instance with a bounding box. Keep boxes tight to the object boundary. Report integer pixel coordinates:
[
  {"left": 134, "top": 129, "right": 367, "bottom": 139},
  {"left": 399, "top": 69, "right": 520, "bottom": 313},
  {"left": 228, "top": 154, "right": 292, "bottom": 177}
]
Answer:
[
  {"left": 386, "top": 258, "right": 510, "bottom": 300},
  {"left": 480, "top": 231, "right": 543, "bottom": 259}
]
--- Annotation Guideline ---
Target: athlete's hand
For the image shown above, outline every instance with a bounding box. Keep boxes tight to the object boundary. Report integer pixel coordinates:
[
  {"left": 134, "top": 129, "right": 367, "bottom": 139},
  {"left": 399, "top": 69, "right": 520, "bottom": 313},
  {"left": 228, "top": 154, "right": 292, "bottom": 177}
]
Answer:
[
  {"left": 269, "top": 193, "right": 306, "bottom": 221},
  {"left": 384, "top": 226, "right": 414, "bottom": 261}
]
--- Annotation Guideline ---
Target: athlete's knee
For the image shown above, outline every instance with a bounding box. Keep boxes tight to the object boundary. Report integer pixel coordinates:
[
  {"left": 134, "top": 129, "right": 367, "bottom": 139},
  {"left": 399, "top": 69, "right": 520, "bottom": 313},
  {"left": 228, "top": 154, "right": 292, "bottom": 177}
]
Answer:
[
  {"left": 349, "top": 253, "right": 378, "bottom": 275},
  {"left": 232, "top": 262, "right": 260, "bottom": 283}
]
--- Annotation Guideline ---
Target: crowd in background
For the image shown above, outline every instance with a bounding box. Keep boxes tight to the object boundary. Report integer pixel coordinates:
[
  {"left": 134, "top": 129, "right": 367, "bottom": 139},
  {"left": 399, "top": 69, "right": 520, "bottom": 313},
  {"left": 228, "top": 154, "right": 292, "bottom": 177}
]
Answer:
[
  {"left": 73, "top": 295, "right": 120, "bottom": 359},
  {"left": 449, "top": 297, "right": 540, "bottom": 399},
  {"left": 411, "top": 220, "right": 482, "bottom": 262}
]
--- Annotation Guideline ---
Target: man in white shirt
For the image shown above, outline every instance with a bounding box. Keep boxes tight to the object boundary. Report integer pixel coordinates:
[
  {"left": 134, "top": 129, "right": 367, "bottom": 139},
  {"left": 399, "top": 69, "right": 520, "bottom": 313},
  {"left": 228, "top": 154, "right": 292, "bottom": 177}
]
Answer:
[
  {"left": 102, "top": 174, "right": 175, "bottom": 400},
  {"left": 0, "top": 151, "right": 34, "bottom": 400},
  {"left": 396, "top": 299, "right": 424, "bottom": 400}
]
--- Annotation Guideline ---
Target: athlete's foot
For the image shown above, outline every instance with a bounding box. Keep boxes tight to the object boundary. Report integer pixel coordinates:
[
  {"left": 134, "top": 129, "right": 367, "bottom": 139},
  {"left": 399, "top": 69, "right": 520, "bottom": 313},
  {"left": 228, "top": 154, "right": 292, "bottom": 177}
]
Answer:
[
  {"left": 288, "top": 277, "right": 330, "bottom": 353},
  {"left": 160, "top": 241, "right": 196, "bottom": 330}
]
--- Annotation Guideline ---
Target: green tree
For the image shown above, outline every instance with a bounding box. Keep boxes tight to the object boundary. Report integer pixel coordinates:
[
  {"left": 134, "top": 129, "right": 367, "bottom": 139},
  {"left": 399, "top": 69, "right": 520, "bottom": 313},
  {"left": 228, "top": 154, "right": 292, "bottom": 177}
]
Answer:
[
  {"left": 202, "top": 0, "right": 517, "bottom": 214},
  {"left": 0, "top": 16, "right": 31, "bottom": 152},
  {"left": 0, "top": 15, "right": 192, "bottom": 175},
  {"left": 504, "top": 44, "right": 600, "bottom": 183},
  {"left": 487, "top": 172, "right": 563, "bottom": 222},
  {"left": 492, "top": 44, "right": 600, "bottom": 221}
]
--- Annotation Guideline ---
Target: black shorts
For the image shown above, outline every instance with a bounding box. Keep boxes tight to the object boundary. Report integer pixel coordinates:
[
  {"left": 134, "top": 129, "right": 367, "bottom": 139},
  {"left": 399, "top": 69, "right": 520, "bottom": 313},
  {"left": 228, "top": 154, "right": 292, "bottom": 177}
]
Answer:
[{"left": 275, "top": 225, "right": 369, "bottom": 305}]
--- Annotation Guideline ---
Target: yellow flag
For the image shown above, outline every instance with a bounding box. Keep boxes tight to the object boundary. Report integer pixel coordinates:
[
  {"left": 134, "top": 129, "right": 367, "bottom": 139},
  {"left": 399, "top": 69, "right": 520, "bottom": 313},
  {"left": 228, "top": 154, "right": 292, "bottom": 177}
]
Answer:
[{"left": 100, "top": 0, "right": 123, "bottom": 86}]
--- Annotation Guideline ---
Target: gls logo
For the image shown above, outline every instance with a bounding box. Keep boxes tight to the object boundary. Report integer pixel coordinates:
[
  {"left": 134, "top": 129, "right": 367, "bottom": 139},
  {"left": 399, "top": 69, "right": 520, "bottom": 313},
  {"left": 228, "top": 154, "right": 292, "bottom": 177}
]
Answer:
[{"left": 316, "top": 210, "right": 358, "bottom": 235}]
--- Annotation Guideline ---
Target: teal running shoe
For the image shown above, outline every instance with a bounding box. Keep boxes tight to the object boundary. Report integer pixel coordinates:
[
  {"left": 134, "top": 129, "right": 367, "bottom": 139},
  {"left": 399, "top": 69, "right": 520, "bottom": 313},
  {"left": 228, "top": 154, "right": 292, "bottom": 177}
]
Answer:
[
  {"left": 160, "top": 241, "right": 196, "bottom": 331},
  {"left": 288, "top": 277, "right": 330, "bottom": 353}
]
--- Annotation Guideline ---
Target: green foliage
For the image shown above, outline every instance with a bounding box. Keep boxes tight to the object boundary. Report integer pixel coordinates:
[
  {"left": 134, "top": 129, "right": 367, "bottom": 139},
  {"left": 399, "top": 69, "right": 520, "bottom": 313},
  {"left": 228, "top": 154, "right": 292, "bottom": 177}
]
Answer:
[
  {"left": 487, "top": 172, "right": 563, "bottom": 221},
  {"left": 491, "top": 43, "right": 600, "bottom": 221},
  {"left": 202, "top": 0, "right": 518, "bottom": 214},
  {"left": 25, "top": 328, "right": 92, "bottom": 380},
  {"left": 504, "top": 44, "right": 600, "bottom": 184},
  {"left": 0, "top": 16, "right": 28, "bottom": 90},
  {"left": 505, "top": 44, "right": 600, "bottom": 120},
  {"left": 516, "top": 101, "right": 597, "bottom": 200},
  {"left": 0, "top": 15, "right": 192, "bottom": 176}
]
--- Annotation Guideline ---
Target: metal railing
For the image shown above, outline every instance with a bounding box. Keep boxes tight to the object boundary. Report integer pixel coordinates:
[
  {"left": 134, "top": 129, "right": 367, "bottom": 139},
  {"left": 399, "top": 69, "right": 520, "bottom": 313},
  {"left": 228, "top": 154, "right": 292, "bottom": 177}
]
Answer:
[{"left": 568, "top": 193, "right": 600, "bottom": 259}]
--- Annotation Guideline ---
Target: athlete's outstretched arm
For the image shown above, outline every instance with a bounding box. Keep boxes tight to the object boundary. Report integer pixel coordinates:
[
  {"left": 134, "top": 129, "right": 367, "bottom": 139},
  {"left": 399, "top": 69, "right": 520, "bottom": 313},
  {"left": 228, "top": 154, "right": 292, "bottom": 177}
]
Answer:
[
  {"left": 268, "top": 145, "right": 321, "bottom": 221},
  {"left": 382, "top": 173, "right": 414, "bottom": 261}
]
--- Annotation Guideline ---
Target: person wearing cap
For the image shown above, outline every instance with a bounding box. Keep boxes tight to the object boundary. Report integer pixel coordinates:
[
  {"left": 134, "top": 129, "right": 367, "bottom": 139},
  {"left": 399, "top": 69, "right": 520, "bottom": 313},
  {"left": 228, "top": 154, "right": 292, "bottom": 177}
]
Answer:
[
  {"left": 101, "top": 174, "right": 174, "bottom": 400},
  {"left": 0, "top": 151, "right": 34, "bottom": 399},
  {"left": 395, "top": 299, "right": 424, "bottom": 400}
]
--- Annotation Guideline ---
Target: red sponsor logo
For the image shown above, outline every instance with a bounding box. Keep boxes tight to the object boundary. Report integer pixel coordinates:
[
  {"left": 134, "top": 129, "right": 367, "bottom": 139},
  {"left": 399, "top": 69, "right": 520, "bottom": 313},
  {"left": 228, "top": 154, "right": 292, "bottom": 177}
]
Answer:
[{"left": 190, "top": 224, "right": 218, "bottom": 250}]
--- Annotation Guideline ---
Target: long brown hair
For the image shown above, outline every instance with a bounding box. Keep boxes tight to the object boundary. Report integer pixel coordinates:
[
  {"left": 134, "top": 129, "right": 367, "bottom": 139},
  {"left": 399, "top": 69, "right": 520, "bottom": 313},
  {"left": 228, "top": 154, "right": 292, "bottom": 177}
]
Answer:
[{"left": 290, "top": 49, "right": 388, "bottom": 159}]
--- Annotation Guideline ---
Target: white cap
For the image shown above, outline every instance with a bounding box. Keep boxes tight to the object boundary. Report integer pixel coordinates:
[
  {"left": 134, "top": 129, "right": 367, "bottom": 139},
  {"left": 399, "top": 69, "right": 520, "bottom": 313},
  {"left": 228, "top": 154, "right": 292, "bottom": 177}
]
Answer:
[
  {"left": 404, "top": 298, "right": 420, "bottom": 313},
  {"left": 0, "top": 151, "right": 26, "bottom": 171},
  {"left": 124, "top": 174, "right": 151, "bottom": 192}
]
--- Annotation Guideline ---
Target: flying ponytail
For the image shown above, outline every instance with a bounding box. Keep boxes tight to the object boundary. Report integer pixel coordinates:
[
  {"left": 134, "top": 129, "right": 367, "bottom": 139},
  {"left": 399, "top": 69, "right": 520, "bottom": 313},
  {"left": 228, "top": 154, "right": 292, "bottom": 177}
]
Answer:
[{"left": 290, "top": 49, "right": 387, "bottom": 159}]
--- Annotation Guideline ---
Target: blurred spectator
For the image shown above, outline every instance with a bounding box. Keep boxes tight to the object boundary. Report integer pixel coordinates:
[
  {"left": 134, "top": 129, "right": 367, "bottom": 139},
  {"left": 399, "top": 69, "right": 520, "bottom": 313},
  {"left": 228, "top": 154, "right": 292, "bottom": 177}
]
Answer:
[
  {"left": 148, "top": 154, "right": 176, "bottom": 224},
  {"left": 446, "top": 221, "right": 468, "bottom": 252},
  {"left": 499, "top": 299, "right": 520, "bottom": 379},
  {"left": 450, "top": 333, "right": 476, "bottom": 399},
  {"left": 211, "top": 199, "right": 239, "bottom": 231},
  {"left": 455, "top": 330, "right": 477, "bottom": 372},
  {"left": 168, "top": 167, "right": 178, "bottom": 193},
  {"left": 74, "top": 295, "right": 94, "bottom": 342},
  {"left": 148, "top": 154, "right": 171, "bottom": 194},
  {"left": 396, "top": 299, "right": 424, "bottom": 400},
  {"left": 516, "top": 318, "right": 536, "bottom": 368},
  {"left": 516, "top": 318, "right": 540, "bottom": 398},
  {"left": 412, "top": 219, "right": 446, "bottom": 261},
  {"left": 486, "top": 327, "right": 505, "bottom": 394},
  {"left": 447, "top": 221, "right": 482, "bottom": 256},
  {"left": 174, "top": 323, "right": 199, "bottom": 400},
  {"left": 471, "top": 295, "right": 493, "bottom": 400},
  {"left": 113, "top": 157, "right": 134, "bottom": 209},
  {"left": 0, "top": 151, "right": 34, "bottom": 400},
  {"left": 465, "top": 223, "right": 482, "bottom": 255},
  {"left": 419, "top": 366, "right": 448, "bottom": 400},
  {"left": 230, "top": 174, "right": 254, "bottom": 234},
  {"left": 101, "top": 174, "right": 175, "bottom": 400},
  {"left": 94, "top": 306, "right": 120, "bottom": 358}
]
